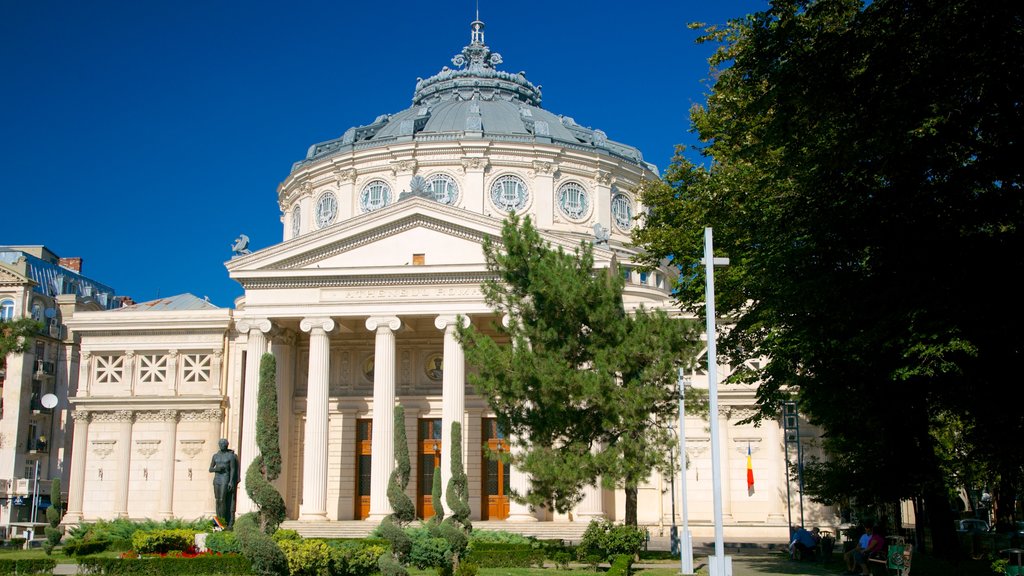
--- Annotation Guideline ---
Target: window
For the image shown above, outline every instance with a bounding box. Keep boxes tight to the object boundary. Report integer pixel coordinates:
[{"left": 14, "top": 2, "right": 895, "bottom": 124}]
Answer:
[
  {"left": 611, "top": 191, "right": 634, "bottom": 231},
  {"left": 557, "top": 182, "right": 590, "bottom": 220},
  {"left": 315, "top": 192, "right": 338, "bottom": 228},
  {"left": 0, "top": 299, "right": 14, "bottom": 321},
  {"left": 360, "top": 180, "right": 392, "bottom": 212},
  {"left": 490, "top": 175, "right": 528, "bottom": 213},
  {"left": 426, "top": 174, "right": 459, "bottom": 205}
]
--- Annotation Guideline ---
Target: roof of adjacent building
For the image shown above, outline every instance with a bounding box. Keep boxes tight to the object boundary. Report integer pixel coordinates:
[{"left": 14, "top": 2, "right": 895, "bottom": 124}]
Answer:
[
  {"left": 0, "top": 246, "right": 120, "bottom": 309},
  {"left": 112, "top": 293, "right": 220, "bottom": 312},
  {"left": 293, "top": 20, "right": 654, "bottom": 173}
]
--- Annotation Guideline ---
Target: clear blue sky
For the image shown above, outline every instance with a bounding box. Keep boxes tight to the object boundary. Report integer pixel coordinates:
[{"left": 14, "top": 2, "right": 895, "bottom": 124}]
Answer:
[{"left": 2, "top": 1, "right": 767, "bottom": 308}]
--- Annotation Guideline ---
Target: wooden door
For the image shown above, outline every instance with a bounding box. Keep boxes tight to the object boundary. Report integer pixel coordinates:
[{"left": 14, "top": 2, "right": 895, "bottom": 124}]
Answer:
[
  {"left": 355, "top": 419, "right": 372, "bottom": 519},
  {"left": 418, "top": 418, "right": 442, "bottom": 519},
  {"left": 482, "top": 418, "right": 510, "bottom": 520}
]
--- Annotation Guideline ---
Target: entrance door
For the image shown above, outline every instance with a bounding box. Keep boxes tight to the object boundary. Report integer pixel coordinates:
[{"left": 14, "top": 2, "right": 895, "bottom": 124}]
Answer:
[
  {"left": 355, "top": 419, "right": 372, "bottom": 520},
  {"left": 418, "top": 418, "right": 442, "bottom": 519},
  {"left": 482, "top": 418, "right": 510, "bottom": 520}
]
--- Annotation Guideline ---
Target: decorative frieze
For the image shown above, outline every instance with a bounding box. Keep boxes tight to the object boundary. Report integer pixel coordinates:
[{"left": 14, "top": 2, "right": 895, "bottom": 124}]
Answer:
[
  {"left": 92, "top": 410, "right": 134, "bottom": 423},
  {"left": 135, "top": 439, "right": 161, "bottom": 458},
  {"left": 179, "top": 439, "right": 206, "bottom": 460},
  {"left": 136, "top": 410, "right": 178, "bottom": 423},
  {"left": 180, "top": 408, "right": 223, "bottom": 422}
]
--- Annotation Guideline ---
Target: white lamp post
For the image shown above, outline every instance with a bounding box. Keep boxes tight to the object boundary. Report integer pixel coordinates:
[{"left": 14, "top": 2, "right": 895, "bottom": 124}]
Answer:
[
  {"left": 678, "top": 368, "right": 694, "bottom": 575},
  {"left": 703, "top": 227, "right": 731, "bottom": 576}
]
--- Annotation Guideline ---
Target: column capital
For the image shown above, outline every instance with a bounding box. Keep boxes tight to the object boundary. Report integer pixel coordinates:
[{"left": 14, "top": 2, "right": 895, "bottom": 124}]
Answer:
[
  {"left": 434, "top": 314, "right": 468, "bottom": 331},
  {"left": 236, "top": 318, "right": 273, "bottom": 335},
  {"left": 71, "top": 410, "right": 92, "bottom": 422},
  {"left": 365, "top": 316, "right": 401, "bottom": 332},
  {"left": 300, "top": 317, "right": 336, "bottom": 334}
]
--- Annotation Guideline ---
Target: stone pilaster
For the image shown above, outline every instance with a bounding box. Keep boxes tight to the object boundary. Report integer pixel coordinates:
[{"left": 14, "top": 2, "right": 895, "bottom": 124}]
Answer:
[
  {"left": 110, "top": 410, "right": 135, "bottom": 518},
  {"left": 435, "top": 315, "right": 466, "bottom": 506},
  {"left": 236, "top": 318, "right": 272, "bottom": 514},
  {"left": 299, "top": 318, "right": 335, "bottom": 520},
  {"left": 64, "top": 410, "right": 91, "bottom": 523},
  {"left": 157, "top": 410, "right": 179, "bottom": 519},
  {"left": 366, "top": 316, "right": 401, "bottom": 520}
]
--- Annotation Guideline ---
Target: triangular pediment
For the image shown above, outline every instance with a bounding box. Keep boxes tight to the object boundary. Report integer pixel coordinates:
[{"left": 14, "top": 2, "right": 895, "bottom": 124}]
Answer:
[
  {"left": 227, "top": 199, "right": 613, "bottom": 286},
  {"left": 0, "top": 261, "right": 31, "bottom": 286}
]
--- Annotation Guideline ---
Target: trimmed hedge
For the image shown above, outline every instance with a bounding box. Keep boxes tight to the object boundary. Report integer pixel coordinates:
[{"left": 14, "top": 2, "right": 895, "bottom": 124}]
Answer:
[
  {"left": 464, "top": 543, "right": 544, "bottom": 568},
  {"left": 131, "top": 530, "right": 197, "bottom": 554},
  {"left": 77, "top": 554, "right": 251, "bottom": 575},
  {"left": 0, "top": 558, "right": 57, "bottom": 574},
  {"left": 64, "top": 538, "right": 113, "bottom": 556},
  {"left": 607, "top": 554, "right": 633, "bottom": 576}
]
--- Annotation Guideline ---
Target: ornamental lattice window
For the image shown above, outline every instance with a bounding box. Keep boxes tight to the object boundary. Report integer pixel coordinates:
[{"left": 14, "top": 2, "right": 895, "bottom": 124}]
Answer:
[
  {"left": 181, "top": 354, "right": 212, "bottom": 384},
  {"left": 94, "top": 355, "right": 124, "bottom": 385},
  {"left": 138, "top": 354, "right": 169, "bottom": 384}
]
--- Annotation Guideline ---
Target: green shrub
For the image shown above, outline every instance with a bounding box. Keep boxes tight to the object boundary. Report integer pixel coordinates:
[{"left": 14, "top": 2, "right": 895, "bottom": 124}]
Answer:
[
  {"left": 63, "top": 538, "right": 112, "bottom": 556},
  {"left": 467, "top": 530, "right": 533, "bottom": 545},
  {"left": 607, "top": 554, "right": 633, "bottom": 576},
  {"left": 204, "top": 531, "right": 240, "bottom": 554},
  {"left": 131, "top": 529, "right": 197, "bottom": 554},
  {"left": 7, "top": 537, "right": 26, "bottom": 549},
  {"left": 272, "top": 529, "right": 301, "bottom": 542},
  {"left": 328, "top": 541, "right": 387, "bottom": 576},
  {"left": 234, "top": 512, "right": 287, "bottom": 576},
  {"left": 77, "top": 554, "right": 251, "bottom": 575},
  {"left": 577, "top": 519, "right": 644, "bottom": 561},
  {"left": 0, "top": 558, "right": 57, "bottom": 574},
  {"left": 278, "top": 539, "right": 332, "bottom": 576},
  {"left": 464, "top": 543, "right": 544, "bottom": 568},
  {"left": 408, "top": 535, "right": 450, "bottom": 570},
  {"left": 551, "top": 551, "right": 571, "bottom": 569},
  {"left": 454, "top": 562, "right": 477, "bottom": 576}
]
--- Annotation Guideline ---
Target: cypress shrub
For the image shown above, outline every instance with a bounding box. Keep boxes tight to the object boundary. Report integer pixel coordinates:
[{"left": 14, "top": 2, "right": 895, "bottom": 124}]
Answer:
[
  {"left": 245, "top": 353, "right": 286, "bottom": 534},
  {"left": 234, "top": 512, "right": 287, "bottom": 576}
]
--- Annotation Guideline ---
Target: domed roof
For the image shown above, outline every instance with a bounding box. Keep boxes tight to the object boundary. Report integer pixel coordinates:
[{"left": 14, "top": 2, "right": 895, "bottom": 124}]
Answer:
[{"left": 293, "top": 20, "right": 654, "bottom": 173}]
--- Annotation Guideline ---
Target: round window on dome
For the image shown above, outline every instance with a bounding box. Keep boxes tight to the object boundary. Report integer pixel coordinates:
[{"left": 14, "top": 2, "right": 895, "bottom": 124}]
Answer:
[
  {"left": 426, "top": 174, "right": 459, "bottom": 205},
  {"left": 557, "top": 182, "right": 590, "bottom": 221},
  {"left": 490, "top": 175, "right": 529, "bottom": 213},
  {"left": 360, "top": 180, "right": 393, "bottom": 212},
  {"left": 291, "top": 206, "right": 302, "bottom": 238},
  {"left": 315, "top": 192, "right": 338, "bottom": 229},
  {"left": 611, "top": 191, "right": 634, "bottom": 231}
]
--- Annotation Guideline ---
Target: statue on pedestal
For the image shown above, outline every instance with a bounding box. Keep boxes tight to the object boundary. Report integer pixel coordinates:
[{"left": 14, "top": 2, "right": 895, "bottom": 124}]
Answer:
[{"left": 209, "top": 438, "right": 239, "bottom": 528}]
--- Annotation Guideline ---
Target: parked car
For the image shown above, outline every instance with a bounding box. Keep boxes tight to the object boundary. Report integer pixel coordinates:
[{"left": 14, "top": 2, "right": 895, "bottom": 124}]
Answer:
[{"left": 957, "top": 519, "right": 991, "bottom": 533}]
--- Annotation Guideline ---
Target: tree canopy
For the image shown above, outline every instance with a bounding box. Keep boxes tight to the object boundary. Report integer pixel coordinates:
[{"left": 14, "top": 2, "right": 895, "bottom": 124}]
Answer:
[
  {"left": 457, "top": 214, "right": 703, "bottom": 525},
  {"left": 634, "top": 0, "right": 1023, "bottom": 555}
]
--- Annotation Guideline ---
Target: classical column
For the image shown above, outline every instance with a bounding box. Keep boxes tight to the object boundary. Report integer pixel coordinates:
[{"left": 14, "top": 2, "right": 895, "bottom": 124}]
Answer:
[
  {"left": 236, "top": 318, "right": 272, "bottom": 514},
  {"left": 299, "top": 318, "right": 335, "bottom": 520},
  {"left": 112, "top": 410, "right": 135, "bottom": 518},
  {"left": 77, "top": 351, "right": 92, "bottom": 396},
  {"left": 576, "top": 477, "right": 605, "bottom": 520},
  {"left": 64, "top": 410, "right": 91, "bottom": 523},
  {"left": 166, "top": 350, "right": 179, "bottom": 393},
  {"left": 531, "top": 160, "right": 556, "bottom": 227},
  {"left": 210, "top": 350, "right": 223, "bottom": 394},
  {"left": 123, "top": 351, "right": 135, "bottom": 395},
  {"left": 158, "top": 410, "right": 179, "bottom": 519},
  {"left": 366, "top": 316, "right": 401, "bottom": 520},
  {"left": 435, "top": 315, "right": 466, "bottom": 506},
  {"left": 501, "top": 314, "right": 537, "bottom": 522}
]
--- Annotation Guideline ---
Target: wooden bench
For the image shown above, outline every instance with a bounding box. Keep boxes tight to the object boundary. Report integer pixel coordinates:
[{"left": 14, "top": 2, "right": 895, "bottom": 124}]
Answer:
[{"left": 867, "top": 539, "right": 913, "bottom": 576}]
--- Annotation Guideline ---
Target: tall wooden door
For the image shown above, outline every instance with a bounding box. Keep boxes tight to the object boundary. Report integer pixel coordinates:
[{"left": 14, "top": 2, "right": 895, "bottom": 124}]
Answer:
[
  {"left": 355, "top": 419, "right": 372, "bottom": 520},
  {"left": 418, "top": 418, "right": 442, "bottom": 519},
  {"left": 482, "top": 418, "right": 510, "bottom": 520}
]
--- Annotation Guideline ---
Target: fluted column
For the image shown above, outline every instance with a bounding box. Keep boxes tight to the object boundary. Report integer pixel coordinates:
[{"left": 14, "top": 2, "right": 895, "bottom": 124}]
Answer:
[
  {"left": 576, "top": 481, "right": 605, "bottom": 520},
  {"left": 435, "top": 315, "right": 466, "bottom": 506},
  {"left": 158, "top": 410, "right": 179, "bottom": 519},
  {"left": 719, "top": 406, "right": 734, "bottom": 520},
  {"left": 236, "top": 318, "right": 271, "bottom": 514},
  {"left": 299, "top": 318, "right": 335, "bottom": 520},
  {"left": 64, "top": 410, "right": 91, "bottom": 523},
  {"left": 112, "top": 410, "right": 135, "bottom": 518},
  {"left": 366, "top": 316, "right": 401, "bottom": 520}
]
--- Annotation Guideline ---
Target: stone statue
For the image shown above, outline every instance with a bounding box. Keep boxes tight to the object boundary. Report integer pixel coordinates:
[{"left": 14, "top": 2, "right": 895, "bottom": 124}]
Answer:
[
  {"left": 231, "top": 234, "right": 251, "bottom": 257},
  {"left": 209, "top": 438, "right": 239, "bottom": 528}
]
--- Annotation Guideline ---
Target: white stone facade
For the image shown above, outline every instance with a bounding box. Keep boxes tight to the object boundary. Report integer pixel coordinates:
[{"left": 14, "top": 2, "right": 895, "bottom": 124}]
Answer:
[{"left": 57, "top": 20, "right": 835, "bottom": 540}]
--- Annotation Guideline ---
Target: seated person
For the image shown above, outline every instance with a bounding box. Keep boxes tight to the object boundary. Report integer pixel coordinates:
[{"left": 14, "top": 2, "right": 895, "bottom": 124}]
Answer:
[
  {"left": 789, "top": 526, "right": 821, "bottom": 560},
  {"left": 845, "top": 523, "right": 886, "bottom": 575}
]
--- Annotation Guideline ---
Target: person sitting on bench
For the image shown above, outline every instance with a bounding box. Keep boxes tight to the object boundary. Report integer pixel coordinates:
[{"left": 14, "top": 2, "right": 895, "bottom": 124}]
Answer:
[{"left": 789, "top": 526, "right": 821, "bottom": 560}]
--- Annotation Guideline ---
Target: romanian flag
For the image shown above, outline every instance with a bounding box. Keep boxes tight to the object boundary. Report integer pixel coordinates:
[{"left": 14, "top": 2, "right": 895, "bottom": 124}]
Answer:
[{"left": 746, "top": 443, "right": 755, "bottom": 495}]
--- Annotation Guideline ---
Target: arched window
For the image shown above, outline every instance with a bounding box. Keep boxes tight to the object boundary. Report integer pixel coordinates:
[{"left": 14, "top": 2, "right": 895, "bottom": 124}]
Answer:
[{"left": 0, "top": 299, "right": 15, "bottom": 321}]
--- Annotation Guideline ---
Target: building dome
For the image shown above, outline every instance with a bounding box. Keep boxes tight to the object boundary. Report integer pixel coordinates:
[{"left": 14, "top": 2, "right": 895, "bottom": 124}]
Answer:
[
  {"left": 277, "top": 19, "right": 658, "bottom": 247},
  {"left": 294, "top": 20, "right": 652, "bottom": 171}
]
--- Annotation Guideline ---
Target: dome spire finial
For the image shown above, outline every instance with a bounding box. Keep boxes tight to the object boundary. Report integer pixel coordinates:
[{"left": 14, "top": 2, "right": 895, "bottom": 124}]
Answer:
[{"left": 453, "top": 13, "right": 501, "bottom": 71}]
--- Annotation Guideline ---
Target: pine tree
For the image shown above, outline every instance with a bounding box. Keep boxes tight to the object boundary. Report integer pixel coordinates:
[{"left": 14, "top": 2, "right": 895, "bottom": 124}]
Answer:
[{"left": 457, "top": 214, "right": 702, "bottom": 525}]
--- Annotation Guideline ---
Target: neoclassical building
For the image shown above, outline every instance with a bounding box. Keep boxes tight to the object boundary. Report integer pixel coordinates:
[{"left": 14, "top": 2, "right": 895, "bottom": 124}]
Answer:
[{"left": 60, "top": 20, "right": 829, "bottom": 538}]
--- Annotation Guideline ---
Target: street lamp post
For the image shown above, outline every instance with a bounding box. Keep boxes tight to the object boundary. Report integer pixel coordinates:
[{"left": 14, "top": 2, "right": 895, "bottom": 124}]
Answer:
[
  {"left": 678, "top": 368, "right": 694, "bottom": 575},
  {"left": 703, "top": 227, "right": 731, "bottom": 576}
]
